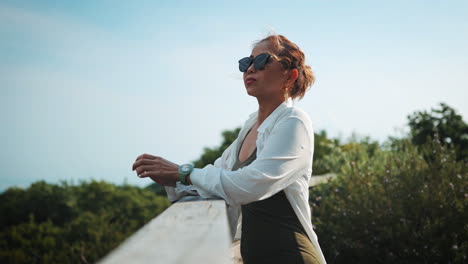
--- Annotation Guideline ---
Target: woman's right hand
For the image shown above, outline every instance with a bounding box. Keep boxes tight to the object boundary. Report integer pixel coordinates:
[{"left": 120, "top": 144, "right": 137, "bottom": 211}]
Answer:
[{"left": 132, "top": 153, "right": 179, "bottom": 187}]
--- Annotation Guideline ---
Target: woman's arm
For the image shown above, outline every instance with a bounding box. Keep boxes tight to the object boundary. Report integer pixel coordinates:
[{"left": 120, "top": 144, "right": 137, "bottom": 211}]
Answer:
[
  {"left": 190, "top": 116, "right": 313, "bottom": 206},
  {"left": 132, "top": 138, "right": 239, "bottom": 193},
  {"left": 132, "top": 115, "right": 313, "bottom": 206}
]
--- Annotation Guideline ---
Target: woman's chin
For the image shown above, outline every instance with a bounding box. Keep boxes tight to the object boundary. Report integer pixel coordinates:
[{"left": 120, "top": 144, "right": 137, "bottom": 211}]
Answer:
[
  {"left": 246, "top": 85, "right": 256, "bottom": 93},
  {"left": 246, "top": 89, "right": 256, "bottom": 97}
]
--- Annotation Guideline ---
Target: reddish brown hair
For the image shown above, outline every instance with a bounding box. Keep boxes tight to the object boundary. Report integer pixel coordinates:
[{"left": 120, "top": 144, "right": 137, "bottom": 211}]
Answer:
[{"left": 255, "top": 35, "right": 315, "bottom": 100}]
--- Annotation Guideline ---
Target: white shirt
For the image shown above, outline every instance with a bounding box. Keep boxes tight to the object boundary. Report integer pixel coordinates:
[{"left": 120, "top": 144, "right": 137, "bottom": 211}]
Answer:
[{"left": 166, "top": 99, "right": 326, "bottom": 264}]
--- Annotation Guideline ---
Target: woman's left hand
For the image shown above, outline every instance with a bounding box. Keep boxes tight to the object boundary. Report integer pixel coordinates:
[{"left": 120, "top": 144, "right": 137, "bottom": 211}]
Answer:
[{"left": 132, "top": 153, "right": 179, "bottom": 187}]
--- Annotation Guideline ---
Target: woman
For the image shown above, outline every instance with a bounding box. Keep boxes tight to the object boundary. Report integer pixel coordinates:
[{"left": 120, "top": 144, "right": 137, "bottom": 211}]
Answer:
[{"left": 132, "top": 34, "right": 326, "bottom": 264}]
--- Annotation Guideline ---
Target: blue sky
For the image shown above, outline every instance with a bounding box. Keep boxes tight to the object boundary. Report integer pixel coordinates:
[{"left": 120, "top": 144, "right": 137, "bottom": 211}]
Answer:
[{"left": 1, "top": 0, "right": 467, "bottom": 191}]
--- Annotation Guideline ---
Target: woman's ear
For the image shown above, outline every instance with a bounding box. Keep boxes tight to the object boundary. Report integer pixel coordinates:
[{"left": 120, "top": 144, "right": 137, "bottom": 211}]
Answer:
[
  {"left": 288, "top": 69, "right": 299, "bottom": 82},
  {"left": 287, "top": 69, "right": 299, "bottom": 85}
]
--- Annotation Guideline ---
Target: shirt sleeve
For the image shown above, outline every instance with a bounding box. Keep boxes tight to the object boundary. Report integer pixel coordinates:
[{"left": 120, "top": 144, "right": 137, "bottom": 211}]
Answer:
[
  {"left": 164, "top": 137, "right": 240, "bottom": 202},
  {"left": 190, "top": 116, "right": 313, "bottom": 206}
]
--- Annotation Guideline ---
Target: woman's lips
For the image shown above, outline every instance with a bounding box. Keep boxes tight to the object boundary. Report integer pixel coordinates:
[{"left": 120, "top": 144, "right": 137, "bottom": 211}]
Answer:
[{"left": 245, "top": 77, "right": 256, "bottom": 85}]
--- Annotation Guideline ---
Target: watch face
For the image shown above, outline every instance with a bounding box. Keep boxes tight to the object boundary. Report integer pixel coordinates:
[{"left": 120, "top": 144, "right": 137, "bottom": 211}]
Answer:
[{"left": 181, "top": 164, "right": 192, "bottom": 173}]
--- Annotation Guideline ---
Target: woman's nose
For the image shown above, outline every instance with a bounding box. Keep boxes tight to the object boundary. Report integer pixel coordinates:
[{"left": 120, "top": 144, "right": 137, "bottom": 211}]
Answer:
[{"left": 246, "top": 63, "right": 256, "bottom": 74}]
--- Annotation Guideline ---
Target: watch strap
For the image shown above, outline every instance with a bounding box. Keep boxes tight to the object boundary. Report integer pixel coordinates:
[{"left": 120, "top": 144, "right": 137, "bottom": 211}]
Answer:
[
  {"left": 178, "top": 164, "right": 193, "bottom": 185},
  {"left": 179, "top": 172, "right": 189, "bottom": 185}
]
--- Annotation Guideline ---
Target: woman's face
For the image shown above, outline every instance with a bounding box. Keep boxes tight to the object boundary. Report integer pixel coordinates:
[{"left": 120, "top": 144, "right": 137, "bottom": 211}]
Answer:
[{"left": 243, "top": 41, "right": 289, "bottom": 101}]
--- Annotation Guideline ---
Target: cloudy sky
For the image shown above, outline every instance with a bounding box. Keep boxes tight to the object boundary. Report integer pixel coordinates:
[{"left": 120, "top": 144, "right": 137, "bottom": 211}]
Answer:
[{"left": 1, "top": 0, "right": 467, "bottom": 191}]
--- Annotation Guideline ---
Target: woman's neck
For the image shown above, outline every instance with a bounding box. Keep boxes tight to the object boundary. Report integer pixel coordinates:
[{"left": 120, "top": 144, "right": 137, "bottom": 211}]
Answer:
[{"left": 256, "top": 98, "right": 284, "bottom": 127}]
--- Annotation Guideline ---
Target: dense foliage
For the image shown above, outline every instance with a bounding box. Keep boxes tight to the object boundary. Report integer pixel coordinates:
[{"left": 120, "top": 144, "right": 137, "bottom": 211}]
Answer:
[
  {"left": 2, "top": 102, "right": 466, "bottom": 263},
  {"left": 193, "top": 127, "right": 242, "bottom": 168},
  {"left": 310, "top": 103, "right": 467, "bottom": 263},
  {"left": 310, "top": 138, "right": 467, "bottom": 263},
  {"left": 408, "top": 102, "right": 468, "bottom": 162},
  {"left": 0, "top": 181, "right": 170, "bottom": 263}
]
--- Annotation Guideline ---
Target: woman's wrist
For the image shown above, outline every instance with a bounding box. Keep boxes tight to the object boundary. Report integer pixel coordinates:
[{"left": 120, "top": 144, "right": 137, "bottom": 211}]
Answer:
[{"left": 187, "top": 174, "right": 192, "bottom": 185}]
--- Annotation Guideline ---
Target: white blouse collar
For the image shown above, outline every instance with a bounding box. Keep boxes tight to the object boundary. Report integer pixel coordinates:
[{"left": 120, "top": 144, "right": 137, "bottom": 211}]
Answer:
[
  {"left": 257, "top": 98, "right": 292, "bottom": 133},
  {"left": 243, "top": 98, "right": 294, "bottom": 134}
]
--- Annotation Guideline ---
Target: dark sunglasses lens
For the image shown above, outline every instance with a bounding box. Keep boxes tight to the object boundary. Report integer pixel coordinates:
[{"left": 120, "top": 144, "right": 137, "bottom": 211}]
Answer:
[
  {"left": 253, "top": 53, "right": 270, "bottom": 70},
  {"left": 239, "top": 57, "right": 253, "bottom": 72}
]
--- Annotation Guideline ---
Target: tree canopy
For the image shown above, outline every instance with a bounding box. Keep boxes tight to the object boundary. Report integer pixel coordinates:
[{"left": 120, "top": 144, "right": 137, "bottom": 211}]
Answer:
[
  {"left": 2, "top": 102, "right": 467, "bottom": 264},
  {"left": 408, "top": 102, "right": 468, "bottom": 161},
  {"left": 0, "top": 181, "right": 170, "bottom": 263}
]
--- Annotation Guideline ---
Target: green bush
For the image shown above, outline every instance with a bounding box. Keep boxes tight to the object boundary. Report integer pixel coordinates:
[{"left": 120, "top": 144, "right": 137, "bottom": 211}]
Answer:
[
  {"left": 310, "top": 138, "right": 467, "bottom": 264},
  {"left": 0, "top": 181, "right": 171, "bottom": 264},
  {"left": 312, "top": 133, "right": 381, "bottom": 175}
]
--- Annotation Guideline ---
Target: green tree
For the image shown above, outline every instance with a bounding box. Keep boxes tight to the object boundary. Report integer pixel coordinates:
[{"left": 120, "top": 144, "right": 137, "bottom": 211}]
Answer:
[
  {"left": 312, "top": 132, "right": 382, "bottom": 175},
  {"left": 408, "top": 102, "right": 468, "bottom": 161},
  {"left": 0, "top": 181, "right": 77, "bottom": 230},
  {"left": 0, "top": 181, "right": 170, "bottom": 264},
  {"left": 0, "top": 217, "right": 67, "bottom": 263},
  {"left": 310, "top": 138, "right": 467, "bottom": 264},
  {"left": 312, "top": 130, "right": 340, "bottom": 174},
  {"left": 193, "top": 127, "right": 241, "bottom": 168},
  {"left": 145, "top": 182, "right": 168, "bottom": 196}
]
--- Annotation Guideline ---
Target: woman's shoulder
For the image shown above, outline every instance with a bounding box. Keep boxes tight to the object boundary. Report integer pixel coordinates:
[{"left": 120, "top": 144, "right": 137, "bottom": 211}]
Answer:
[{"left": 280, "top": 105, "right": 313, "bottom": 128}]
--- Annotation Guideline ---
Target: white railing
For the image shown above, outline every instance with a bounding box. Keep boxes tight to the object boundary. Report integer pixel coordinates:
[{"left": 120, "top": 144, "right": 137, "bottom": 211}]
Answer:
[
  {"left": 98, "top": 196, "right": 232, "bottom": 264},
  {"left": 99, "top": 174, "right": 336, "bottom": 264}
]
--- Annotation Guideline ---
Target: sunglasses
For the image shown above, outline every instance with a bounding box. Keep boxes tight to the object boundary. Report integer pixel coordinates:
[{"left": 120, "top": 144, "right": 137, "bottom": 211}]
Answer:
[{"left": 238, "top": 53, "right": 272, "bottom": 72}]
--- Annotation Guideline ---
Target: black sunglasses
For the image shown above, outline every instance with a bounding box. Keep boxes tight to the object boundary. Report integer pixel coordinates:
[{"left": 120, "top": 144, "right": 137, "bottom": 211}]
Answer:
[{"left": 238, "top": 53, "right": 272, "bottom": 72}]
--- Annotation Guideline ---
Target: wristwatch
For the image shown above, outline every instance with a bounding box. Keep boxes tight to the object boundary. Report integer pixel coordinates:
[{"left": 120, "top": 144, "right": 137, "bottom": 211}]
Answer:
[{"left": 178, "top": 164, "right": 194, "bottom": 185}]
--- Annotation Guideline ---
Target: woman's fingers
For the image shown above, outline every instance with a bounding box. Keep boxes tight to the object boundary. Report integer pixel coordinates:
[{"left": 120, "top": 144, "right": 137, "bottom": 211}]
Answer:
[
  {"left": 138, "top": 170, "right": 152, "bottom": 178},
  {"left": 132, "top": 154, "right": 158, "bottom": 169},
  {"left": 133, "top": 158, "right": 154, "bottom": 169},
  {"left": 138, "top": 166, "right": 178, "bottom": 185},
  {"left": 135, "top": 164, "right": 157, "bottom": 176},
  {"left": 139, "top": 153, "right": 158, "bottom": 160},
  {"left": 132, "top": 154, "right": 179, "bottom": 187},
  {"left": 132, "top": 156, "right": 159, "bottom": 171}
]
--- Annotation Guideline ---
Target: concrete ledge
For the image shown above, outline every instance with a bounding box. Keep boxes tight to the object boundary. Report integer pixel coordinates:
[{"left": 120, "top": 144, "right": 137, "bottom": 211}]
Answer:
[
  {"left": 99, "top": 173, "right": 336, "bottom": 264},
  {"left": 98, "top": 198, "right": 231, "bottom": 264}
]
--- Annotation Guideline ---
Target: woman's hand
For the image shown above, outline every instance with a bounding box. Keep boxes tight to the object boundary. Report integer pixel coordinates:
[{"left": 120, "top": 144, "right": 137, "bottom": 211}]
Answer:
[{"left": 132, "top": 153, "right": 179, "bottom": 187}]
